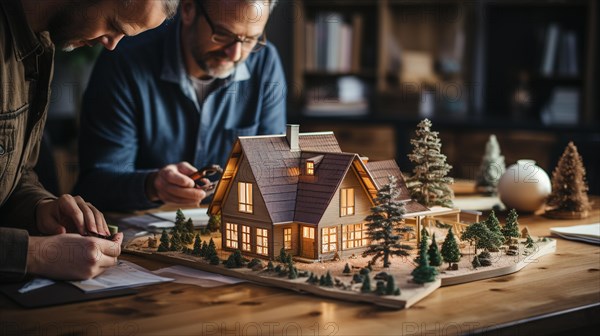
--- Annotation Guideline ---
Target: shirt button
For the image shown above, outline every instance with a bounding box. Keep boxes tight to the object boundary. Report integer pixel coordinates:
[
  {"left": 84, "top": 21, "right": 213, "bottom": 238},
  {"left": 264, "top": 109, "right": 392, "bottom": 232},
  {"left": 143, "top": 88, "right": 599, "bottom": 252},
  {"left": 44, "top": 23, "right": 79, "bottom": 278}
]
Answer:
[{"left": 0, "top": 145, "right": 5, "bottom": 155}]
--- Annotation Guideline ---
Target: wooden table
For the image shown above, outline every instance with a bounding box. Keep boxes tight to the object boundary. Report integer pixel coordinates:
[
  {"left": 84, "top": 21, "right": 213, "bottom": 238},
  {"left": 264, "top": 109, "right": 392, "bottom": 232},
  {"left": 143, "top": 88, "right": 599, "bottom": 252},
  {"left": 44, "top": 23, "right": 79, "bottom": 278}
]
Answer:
[{"left": 2, "top": 198, "right": 599, "bottom": 335}]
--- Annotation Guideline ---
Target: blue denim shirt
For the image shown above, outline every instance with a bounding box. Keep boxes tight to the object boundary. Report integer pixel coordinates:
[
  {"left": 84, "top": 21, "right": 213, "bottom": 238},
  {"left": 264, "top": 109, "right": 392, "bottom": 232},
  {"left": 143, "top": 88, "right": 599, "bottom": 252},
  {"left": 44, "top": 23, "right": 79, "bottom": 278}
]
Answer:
[{"left": 74, "top": 19, "right": 287, "bottom": 211}]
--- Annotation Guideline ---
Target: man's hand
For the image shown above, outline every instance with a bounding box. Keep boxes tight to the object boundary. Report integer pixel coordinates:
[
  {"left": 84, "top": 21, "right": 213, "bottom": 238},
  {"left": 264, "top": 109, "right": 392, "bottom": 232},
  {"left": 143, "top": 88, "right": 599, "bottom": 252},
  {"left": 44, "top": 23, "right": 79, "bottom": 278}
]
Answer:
[
  {"left": 27, "top": 233, "right": 123, "bottom": 280},
  {"left": 36, "top": 195, "right": 109, "bottom": 236},
  {"left": 146, "top": 161, "right": 208, "bottom": 206}
]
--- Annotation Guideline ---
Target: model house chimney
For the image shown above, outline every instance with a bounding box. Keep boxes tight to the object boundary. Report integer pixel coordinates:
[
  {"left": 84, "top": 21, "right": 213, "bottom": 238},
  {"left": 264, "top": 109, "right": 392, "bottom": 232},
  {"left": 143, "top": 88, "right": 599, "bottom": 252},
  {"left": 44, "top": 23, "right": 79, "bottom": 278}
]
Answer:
[{"left": 286, "top": 124, "right": 300, "bottom": 151}]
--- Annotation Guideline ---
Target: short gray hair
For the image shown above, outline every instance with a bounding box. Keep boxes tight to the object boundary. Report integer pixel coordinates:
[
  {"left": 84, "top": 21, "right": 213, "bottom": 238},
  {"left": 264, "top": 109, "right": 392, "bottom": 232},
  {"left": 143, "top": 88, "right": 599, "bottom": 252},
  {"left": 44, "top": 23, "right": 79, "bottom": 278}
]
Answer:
[{"left": 123, "top": 0, "right": 180, "bottom": 19}]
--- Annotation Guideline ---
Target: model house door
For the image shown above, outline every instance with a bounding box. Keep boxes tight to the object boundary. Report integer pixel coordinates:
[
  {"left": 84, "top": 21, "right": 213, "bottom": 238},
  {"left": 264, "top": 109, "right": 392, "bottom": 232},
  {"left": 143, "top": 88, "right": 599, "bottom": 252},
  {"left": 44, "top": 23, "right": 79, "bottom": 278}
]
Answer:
[{"left": 301, "top": 226, "right": 315, "bottom": 259}]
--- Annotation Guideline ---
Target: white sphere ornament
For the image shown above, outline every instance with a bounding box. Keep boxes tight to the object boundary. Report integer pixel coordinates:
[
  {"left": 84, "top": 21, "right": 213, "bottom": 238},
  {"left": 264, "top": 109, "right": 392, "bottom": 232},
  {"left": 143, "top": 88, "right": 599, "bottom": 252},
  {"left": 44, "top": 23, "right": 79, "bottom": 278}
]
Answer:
[{"left": 498, "top": 159, "right": 552, "bottom": 212}]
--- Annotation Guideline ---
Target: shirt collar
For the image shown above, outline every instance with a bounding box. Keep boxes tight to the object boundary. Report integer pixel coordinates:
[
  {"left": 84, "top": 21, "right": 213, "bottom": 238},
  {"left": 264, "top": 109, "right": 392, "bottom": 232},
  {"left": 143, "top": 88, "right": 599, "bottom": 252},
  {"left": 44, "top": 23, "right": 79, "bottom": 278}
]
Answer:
[
  {"left": 1, "top": 0, "right": 46, "bottom": 61},
  {"left": 161, "top": 16, "right": 251, "bottom": 85}
]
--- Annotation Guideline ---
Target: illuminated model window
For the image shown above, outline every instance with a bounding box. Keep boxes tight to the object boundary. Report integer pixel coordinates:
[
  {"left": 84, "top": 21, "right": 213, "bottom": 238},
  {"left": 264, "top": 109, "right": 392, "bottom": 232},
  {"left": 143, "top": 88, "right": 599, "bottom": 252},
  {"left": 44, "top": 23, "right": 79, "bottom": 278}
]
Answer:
[
  {"left": 241, "top": 225, "right": 251, "bottom": 252},
  {"left": 225, "top": 223, "right": 239, "bottom": 249},
  {"left": 306, "top": 161, "right": 314, "bottom": 175},
  {"left": 284, "top": 228, "right": 292, "bottom": 250},
  {"left": 321, "top": 227, "right": 337, "bottom": 253},
  {"left": 303, "top": 226, "right": 314, "bottom": 239},
  {"left": 340, "top": 188, "right": 355, "bottom": 216},
  {"left": 238, "top": 182, "right": 253, "bottom": 213},
  {"left": 256, "top": 228, "right": 269, "bottom": 255},
  {"left": 342, "top": 223, "right": 367, "bottom": 249}
]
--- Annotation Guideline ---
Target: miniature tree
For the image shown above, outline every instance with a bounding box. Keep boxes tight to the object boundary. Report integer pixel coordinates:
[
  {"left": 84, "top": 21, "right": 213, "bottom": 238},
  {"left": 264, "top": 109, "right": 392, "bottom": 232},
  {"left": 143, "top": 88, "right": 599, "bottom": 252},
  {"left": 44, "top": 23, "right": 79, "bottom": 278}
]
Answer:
[
  {"left": 412, "top": 235, "right": 438, "bottom": 284},
  {"left": 427, "top": 233, "right": 442, "bottom": 267},
  {"left": 158, "top": 229, "right": 170, "bottom": 252},
  {"left": 462, "top": 220, "right": 503, "bottom": 256},
  {"left": 471, "top": 255, "right": 481, "bottom": 269},
  {"left": 324, "top": 272, "right": 334, "bottom": 287},
  {"left": 501, "top": 209, "right": 520, "bottom": 244},
  {"left": 545, "top": 142, "right": 591, "bottom": 219},
  {"left": 406, "top": 119, "right": 454, "bottom": 208},
  {"left": 360, "top": 275, "right": 372, "bottom": 293},
  {"left": 288, "top": 259, "right": 298, "bottom": 279},
  {"left": 386, "top": 275, "right": 400, "bottom": 296},
  {"left": 475, "top": 135, "right": 506, "bottom": 195},
  {"left": 204, "top": 238, "right": 217, "bottom": 260},
  {"left": 169, "top": 229, "right": 182, "bottom": 251},
  {"left": 375, "top": 281, "right": 386, "bottom": 295},
  {"left": 363, "top": 176, "right": 412, "bottom": 267},
  {"left": 278, "top": 247, "right": 291, "bottom": 264},
  {"left": 267, "top": 260, "right": 274, "bottom": 271},
  {"left": 207, "top": 214, "right": 222, "bottom": 233},
  {"left": 483, "top": 211, "right": 503, "bottom": 251},
  {"left": 525, "top": 234, "right": 535, "bottom": 249},
  {"left": 209, "top": 254, "right": 220, "bottom": 265},
  {"left": 175, "top": 209, "right": 186, "bottom": 227},
  {"left": 200, "top": 240, "right": 208, "bottom": 257},
  {"left": 225, "top": 250, "right": 245, "bottom": 268},
  {"left": 182, "top": 218, "right": 194, "bottom": 244},
  {"left": 441, "top": 228, "right": 461, "bottom": 269},
  {"left": 343, "top": 263, "right": 351, "bottom": 274},
  {"left": 192, "top": 233, "right": 202, "bottom": 256}
]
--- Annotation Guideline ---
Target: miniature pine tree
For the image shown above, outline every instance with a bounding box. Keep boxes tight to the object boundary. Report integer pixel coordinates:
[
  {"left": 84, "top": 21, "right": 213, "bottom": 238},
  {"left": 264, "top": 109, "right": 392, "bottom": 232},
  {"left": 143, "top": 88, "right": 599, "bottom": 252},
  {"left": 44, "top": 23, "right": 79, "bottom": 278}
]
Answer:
[
  {"left": 441, "top": 228, "right": 461, "bottom": 269},
  {"left": 175, "top": 209, "right": 186, "bottom": 227},
  {"left": 185, "top": 218, "right": 194, "bottom": 233},
  {"left": 546, "top": 142, "right": 591, "bottom": 218},
  {"left": 472, "top": 255, "right": 481, "bottom": 268},
  {"left": 406, "top": 119, "right": 454, "bottom": 207},
  {"left": 158, "top": 229, "right": 170, "bottom": 252},
  {"left": 375, "top": 281, "right": 386, "bottom": 295},
  {"left": 427, "top": 233, "right": 442, "bottom": 267},
  {"left": 363, "top": 175, "right": 412, "bottom": 267},
  {"left": 278, "top": 247, "right": 291, "bottom": 264},
  {"left": 343, "top": 263, "right": 351, "bottom": 274},
  {"left": 204, "top": 238, "right": 217, "bottom": 260},
  {"left": 501, "top": 209, "right": 520, "bottom": 244},
  {"left": 525, "top": 234, "right": 535, "bottom": 249},
  {"left": 411, "top": 235, "right": 438, "bottom": 284},
  {"left": 207, "top": 214, "right": 222, "bottom": 232},
  {"left": 421, "top": 227, "right": 429, "bottom": 240},
  {"left": 475, "top": 135, "right": 506, "bottom": 195},
  {"left": 200, "top": 240, "right": 208, "bottom": 257},
  {"left": 361, "top": 275, "right": 371, "bottom": 293},
  {"left": 288, "top": 260, "right": 298, "bottom": 279},
  {"left": 483, "top": 211, "right": 503, "bottom": 251},
  {"left": 192, "top": 233, "right": 202, "bottom": 256},
  {"left": 225, "top": 254, "right": 238, "bottom": 268},
  {"left": 319, "top": 275, "right": 326, "bottom": 286},
  {"left": 169, "top": 230, "right": 182, "bottom": 251},
  {"left": 267, "top": 260, "right": 274, "bottom": 271},
  {"left": 209, "top": 254, "right": 220, "bottom": 265},
  {"left": 324, "top": 272, "right": 334, "bottom": 287},
  {"left": 386, "top": 275, "right": 399, "bottom": 295}
]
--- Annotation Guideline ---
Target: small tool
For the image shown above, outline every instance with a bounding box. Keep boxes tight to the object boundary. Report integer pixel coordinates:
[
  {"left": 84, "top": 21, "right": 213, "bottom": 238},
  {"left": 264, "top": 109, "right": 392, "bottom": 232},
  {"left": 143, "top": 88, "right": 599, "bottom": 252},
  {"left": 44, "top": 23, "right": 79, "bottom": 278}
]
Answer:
[{"left": 188, "top": 164, "right": 223, "bottom": 195}]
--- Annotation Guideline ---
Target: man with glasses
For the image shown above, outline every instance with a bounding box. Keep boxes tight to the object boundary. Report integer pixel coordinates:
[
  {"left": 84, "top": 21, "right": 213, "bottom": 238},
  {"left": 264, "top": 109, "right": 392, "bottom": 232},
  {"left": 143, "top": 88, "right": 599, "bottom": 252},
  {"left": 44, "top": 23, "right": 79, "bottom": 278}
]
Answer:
[{"left": 75, "top": 0, "right": 286, "bottom": 211}]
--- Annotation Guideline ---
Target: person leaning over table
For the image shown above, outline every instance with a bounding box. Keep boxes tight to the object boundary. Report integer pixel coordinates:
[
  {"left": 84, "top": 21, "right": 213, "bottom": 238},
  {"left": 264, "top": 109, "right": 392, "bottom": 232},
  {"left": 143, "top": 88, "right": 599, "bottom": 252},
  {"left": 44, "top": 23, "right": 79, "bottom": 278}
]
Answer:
[
  {"left": 0, "top": 0, "right": 179, "bottom": 282},
  {"left": 74, "top": 0, "right": 286, "bottom": 212}
]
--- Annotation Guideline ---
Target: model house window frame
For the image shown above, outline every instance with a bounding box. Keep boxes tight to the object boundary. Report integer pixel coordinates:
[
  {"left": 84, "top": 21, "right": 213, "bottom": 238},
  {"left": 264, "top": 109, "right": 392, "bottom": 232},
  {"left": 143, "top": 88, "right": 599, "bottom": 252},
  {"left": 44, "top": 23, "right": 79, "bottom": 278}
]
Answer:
[
  {"left": 306, "top": 160, "right": 315, "bottom": 175},
  {"left": 225, "top": 223, "right": 239, "bottom": 249},
  {"left": 284, "top": 228, "right": 292, "bottom": 250},
  {"left": 238, "top": 182, "right": 253, "bottom": 213},
  {"left": 321, "top": 227, "right": 337, "bottom": 253},
  {"left": 340, "top": 188, "right": 355, "bottom": 216},
  {"left": 256, "top": 228, "right": 269, "bottom": 256},
  {"left": 342, "top": 223, "right": 367, "bottom": 249},
  {"left": 303, "top": 226, "right": 315, "bottom": 239},
  {"left": 241, "top": 225, "right": 251, "bottom": 252}
]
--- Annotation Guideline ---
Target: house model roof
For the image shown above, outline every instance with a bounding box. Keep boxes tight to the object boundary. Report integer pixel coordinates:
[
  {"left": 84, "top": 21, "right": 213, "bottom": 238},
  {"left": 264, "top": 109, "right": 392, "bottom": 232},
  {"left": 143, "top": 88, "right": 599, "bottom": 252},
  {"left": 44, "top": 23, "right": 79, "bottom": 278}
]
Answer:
[{"left": 209, "top": 126, "right": 429, "bottom": 223}]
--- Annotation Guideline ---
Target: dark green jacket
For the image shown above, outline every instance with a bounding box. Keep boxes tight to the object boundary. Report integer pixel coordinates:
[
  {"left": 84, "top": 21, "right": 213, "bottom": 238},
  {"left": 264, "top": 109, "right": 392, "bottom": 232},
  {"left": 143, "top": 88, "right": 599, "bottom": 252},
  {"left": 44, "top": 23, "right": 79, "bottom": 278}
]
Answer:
[{"left": 0, "top": 0, "right": 57, "bottom": 281}]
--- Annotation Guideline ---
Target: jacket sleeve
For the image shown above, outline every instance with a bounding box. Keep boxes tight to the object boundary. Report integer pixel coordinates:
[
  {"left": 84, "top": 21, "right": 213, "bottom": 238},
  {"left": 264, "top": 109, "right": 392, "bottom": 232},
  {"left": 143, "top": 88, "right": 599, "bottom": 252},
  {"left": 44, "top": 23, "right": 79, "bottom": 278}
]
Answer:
[
  {"left": 0, "top": 227, "right": 30, "bottom": 282},
  {"left": 258, "top": 43, "right": 287, "bottom": 135},
  {"left": 73, "top": 50, "right": 160, "bottom": 211},
  {"left": 0, "top": 118, "right": 56, "bottom": 234}
]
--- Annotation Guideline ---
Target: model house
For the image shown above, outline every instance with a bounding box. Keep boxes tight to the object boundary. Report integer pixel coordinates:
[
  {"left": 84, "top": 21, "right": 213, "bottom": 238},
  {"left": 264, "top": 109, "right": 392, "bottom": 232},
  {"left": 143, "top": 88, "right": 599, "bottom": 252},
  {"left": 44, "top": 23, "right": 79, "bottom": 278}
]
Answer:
[{"left": 209, "top": 125, "right": 472, "bottom": 261}]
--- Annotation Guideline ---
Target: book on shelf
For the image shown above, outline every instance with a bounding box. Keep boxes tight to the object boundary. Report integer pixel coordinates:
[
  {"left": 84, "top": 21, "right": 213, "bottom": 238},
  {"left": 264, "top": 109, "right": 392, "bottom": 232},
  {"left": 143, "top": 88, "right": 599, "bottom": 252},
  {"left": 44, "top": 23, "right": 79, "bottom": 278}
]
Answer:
[
  {"left": 304, "top": 100, "right": 368, "bottom": 117},
  {"left": 304, "top": 12, "right": 363, "bottom": 73},
  {"left": 540, "top": 24, "right": 579, "bottom": 77}
]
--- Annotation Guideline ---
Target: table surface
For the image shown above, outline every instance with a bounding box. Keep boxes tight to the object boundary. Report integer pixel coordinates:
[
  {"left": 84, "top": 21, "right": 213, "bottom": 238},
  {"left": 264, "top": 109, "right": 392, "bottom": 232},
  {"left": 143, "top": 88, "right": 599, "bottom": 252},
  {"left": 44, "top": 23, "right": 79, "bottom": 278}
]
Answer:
[{"left": 2, "top": 197, "right": 599, "bottom": 335}]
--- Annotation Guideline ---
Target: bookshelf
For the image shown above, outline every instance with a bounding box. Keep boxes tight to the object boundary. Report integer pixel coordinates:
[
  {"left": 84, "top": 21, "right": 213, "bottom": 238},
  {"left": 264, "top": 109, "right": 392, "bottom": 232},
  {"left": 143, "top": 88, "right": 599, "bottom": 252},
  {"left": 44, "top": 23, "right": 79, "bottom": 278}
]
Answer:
[
  {"left": 282, "top": 0, "right": 599, "bottom": 194},
  {"left": 290, "top": 0, "right": 598, "bottom": 127}
]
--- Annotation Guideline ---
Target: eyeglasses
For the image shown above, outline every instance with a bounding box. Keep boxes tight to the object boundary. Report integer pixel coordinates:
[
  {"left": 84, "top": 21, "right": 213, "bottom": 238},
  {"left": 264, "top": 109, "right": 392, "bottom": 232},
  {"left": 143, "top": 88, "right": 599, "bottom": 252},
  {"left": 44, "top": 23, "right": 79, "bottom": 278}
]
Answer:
[{"left": 196, "top": 1, "right": 267, "bottom": 53}]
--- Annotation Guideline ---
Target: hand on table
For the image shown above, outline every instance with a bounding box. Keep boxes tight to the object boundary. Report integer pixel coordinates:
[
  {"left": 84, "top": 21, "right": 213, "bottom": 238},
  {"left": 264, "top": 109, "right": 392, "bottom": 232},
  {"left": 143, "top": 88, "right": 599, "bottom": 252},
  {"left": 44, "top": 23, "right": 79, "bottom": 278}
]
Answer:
[
  {"left": 145, "top": 161, "right": 209, "bottom": 206},
  {"left": 36, "top": 194, "right": 109, "bottom": 236},
  {"left": 27, "top": 233, "right": 123, "bottom": 280}
]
